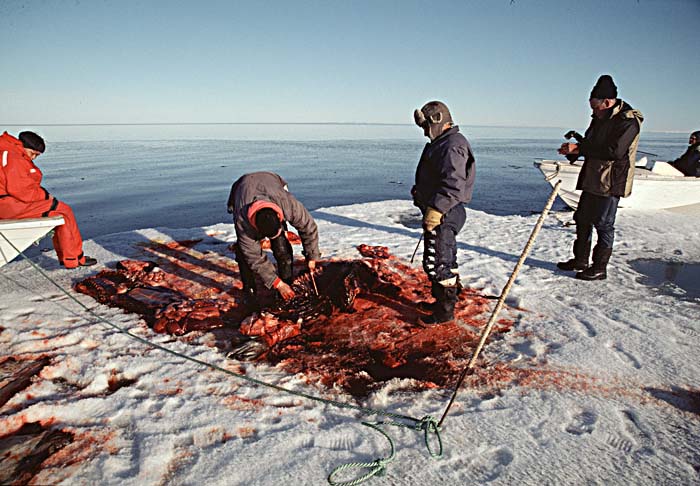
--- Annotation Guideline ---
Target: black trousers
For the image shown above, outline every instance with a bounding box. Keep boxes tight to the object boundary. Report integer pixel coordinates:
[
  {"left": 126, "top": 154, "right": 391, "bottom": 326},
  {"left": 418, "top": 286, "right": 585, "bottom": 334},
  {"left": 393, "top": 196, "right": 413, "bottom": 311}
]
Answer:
[
  {"left": 422, "top": 205, "right": 466, "bottom": 286},
  {"left": 575, "top": 192, "right": 620, "bottom": 249}
]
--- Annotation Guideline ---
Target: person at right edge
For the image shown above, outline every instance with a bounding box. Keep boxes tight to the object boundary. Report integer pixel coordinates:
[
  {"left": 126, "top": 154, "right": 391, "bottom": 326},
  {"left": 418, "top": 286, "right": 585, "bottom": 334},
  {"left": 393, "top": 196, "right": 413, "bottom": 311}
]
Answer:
[
  {"left": 412, "top": 101, "right": 476, "bottom": 325},
  {"left": 669, "top": 130, "right": 700, "bottom": 177},
  {"left": 557, "top": 75, "right": 644, "bottom": 280}
]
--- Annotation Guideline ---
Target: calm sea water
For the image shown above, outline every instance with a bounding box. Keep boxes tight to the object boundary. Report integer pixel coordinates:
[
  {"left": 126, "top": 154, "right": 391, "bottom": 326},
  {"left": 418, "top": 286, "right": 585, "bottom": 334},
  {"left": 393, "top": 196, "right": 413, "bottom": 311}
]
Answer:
[{"left": 4, "top": 124, "right": 688, "bottom": 239}]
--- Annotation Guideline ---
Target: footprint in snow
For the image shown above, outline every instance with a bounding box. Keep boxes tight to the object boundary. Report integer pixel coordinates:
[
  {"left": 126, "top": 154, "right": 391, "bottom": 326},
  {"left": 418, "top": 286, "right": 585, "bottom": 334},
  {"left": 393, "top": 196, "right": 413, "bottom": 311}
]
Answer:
[
  {"left": 609, "top": 342, "right": 642, "bottom": 369},
  {"left": 512, "top": 340, "right": 539, "bottom": 358},
  {"left": 576, "top": 318, "right": 597, "bottom": 338},
  {"left": 603, "top": 433, "right": 635, "bottom": 453},
  {"left": 593, "top": 411, "right": 639, "bottom": 455},
  {"left": 144, "top": 398, "right": 167, "bottom": 414},
  {"left": 31, "top": 293, "right": 67, "bottom": 303},
  {"left": 565, "top": 409, "right": 598, "bottom": 435},
  {"left": 620, "top": 409, "right": 654, "bottom": 458},
  {"left": 468, "top": 447, "right": 514, "bottom": 483},
  {"left": 3, "top": 307, "right": 37, "bottom": 319},
  {"left": 314, "top": 431, "right": 361, "bottom": 451},
  {"left": 290, "top": 433, "right": 315, "bottom": 449},
  {"left": 678, "top": 326, "right": 700, "bottom": 339}
]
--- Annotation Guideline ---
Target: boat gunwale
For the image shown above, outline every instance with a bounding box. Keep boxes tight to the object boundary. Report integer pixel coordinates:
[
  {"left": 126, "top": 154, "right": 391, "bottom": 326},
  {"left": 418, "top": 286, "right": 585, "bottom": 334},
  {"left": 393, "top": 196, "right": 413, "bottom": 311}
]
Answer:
[{"left": 534, "top": 159, "right": 697, "bottom": 182}]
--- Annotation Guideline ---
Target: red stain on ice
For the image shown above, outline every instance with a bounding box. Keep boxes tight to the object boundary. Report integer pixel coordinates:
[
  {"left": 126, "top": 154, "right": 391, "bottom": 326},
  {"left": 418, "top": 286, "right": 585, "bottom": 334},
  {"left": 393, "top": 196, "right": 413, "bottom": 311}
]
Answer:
[
  {"left": 74, "top": 240, "right": 513, "bottom": 397},
  {"left": 222, "top": 395, "right": 265, "bottom": 411},
  {"left": 106, "top": 369, "right": 137, "bottom": 393}
]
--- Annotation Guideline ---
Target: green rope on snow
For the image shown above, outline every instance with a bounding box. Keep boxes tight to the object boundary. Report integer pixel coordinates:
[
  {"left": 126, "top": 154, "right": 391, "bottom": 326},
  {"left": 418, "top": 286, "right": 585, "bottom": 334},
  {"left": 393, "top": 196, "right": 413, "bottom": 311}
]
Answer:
[
  {"left": 328, "top": 415, "right": 442, "bottom": 486},
  {"left": 0, "top": 232, "right": 445, "bottom": 485},
  {"left": 327, "top": 421, "right": 396, "bottom": 486},
  {"left": 417, "top": 415, "right": 443, "bottom": 458}
]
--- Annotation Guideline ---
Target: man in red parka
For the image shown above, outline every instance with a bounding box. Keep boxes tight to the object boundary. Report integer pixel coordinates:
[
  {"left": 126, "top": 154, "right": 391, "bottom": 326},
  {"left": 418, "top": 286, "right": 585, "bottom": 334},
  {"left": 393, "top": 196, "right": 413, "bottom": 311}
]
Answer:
[{"left": 0, "top": 131, "right": 96, "bottom": 268}]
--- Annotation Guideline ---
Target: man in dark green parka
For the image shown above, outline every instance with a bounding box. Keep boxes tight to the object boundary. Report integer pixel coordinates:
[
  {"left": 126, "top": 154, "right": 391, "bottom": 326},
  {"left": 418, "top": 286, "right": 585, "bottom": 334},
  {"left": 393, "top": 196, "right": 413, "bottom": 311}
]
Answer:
[{"left": 557, "top": 75, "right": 643, "bottom": 280}]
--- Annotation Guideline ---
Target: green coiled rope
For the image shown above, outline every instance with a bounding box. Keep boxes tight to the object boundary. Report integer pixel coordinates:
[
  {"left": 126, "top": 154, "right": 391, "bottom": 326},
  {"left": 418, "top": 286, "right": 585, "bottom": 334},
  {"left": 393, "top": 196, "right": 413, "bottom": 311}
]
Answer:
[{"left": 328, "top": 416, "right": 442, "bottom": 486}]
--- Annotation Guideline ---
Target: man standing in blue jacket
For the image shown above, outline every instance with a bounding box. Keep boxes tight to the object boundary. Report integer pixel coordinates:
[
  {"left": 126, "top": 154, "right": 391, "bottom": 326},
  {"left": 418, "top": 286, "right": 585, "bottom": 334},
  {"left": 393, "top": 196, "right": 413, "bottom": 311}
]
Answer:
[{"left": 412, "top": 101, "right": 476, "bottom": 324}]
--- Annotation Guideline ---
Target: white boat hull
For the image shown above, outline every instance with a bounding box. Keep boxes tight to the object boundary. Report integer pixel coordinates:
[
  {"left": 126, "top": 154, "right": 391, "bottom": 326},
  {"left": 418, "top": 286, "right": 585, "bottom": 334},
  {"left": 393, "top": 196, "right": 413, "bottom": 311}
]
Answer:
[
  {"left": 0, "top": 216, "right": 65, "bottom": 268},
  {"left": 534, "top": 160, "right": 700, "bottom": 210}
]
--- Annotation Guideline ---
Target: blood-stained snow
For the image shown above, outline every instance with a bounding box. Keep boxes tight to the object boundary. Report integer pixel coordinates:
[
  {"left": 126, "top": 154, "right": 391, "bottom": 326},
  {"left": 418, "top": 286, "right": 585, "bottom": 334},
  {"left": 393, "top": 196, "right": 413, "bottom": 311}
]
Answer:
[{"left": 0, "top": 200, "right": 698, "bottom": 485}]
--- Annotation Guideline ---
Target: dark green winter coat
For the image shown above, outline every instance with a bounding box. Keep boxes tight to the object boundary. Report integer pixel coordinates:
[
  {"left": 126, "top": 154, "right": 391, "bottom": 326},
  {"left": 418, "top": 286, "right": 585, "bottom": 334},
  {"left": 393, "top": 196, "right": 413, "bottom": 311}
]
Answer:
[{"left": 576, "top": 100, "right": 644, "bottom": 197}]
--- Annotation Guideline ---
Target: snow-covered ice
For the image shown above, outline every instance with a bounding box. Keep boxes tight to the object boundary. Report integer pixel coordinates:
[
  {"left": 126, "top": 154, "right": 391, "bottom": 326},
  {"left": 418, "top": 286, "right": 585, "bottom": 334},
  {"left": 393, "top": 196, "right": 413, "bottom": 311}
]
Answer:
[{"left": 0, "top": 200, "right": 698, "bottom": 485}]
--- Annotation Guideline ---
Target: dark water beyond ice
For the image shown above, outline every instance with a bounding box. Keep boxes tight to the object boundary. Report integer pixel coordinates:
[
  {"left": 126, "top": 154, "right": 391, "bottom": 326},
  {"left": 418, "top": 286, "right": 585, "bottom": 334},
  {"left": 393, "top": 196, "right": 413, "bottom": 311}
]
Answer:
[{"left": 11, "top": 124, "right": 687, "bottom": 239}]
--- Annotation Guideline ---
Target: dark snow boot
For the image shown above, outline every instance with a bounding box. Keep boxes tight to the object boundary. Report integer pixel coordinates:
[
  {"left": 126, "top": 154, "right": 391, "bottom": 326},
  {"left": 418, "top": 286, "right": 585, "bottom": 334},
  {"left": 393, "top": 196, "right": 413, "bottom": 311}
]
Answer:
[
  {"left": 557, "top": 239, "right": 591, "bottom": 271},
  {"left": 419, "top": 285, "right": 458, "bottom": 325},
  {"left": 63, "top": 254, "right": 97, "bottom": 269},
  {"left": 576, "top": 246, "right": 612, "bottom": 281},
  {"left": 79, "top": 256, "right": 98, "bottom": 267},
  {"left": 417, "top": 282, "right": 441, "bottom": 312}
]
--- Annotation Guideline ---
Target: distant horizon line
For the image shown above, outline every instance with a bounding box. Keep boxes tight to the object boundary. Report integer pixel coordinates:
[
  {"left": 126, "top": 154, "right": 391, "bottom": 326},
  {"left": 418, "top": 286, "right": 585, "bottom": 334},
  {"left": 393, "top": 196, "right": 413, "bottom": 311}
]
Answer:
[
  {"left": 1, "top": 121, "right": 546, "bottom": 128},
  {"left": 0, "top": 121, "right": 685, "bottom": 133},
  {"left": 5, "top": 121, "right": 414, "bottom": 127}
]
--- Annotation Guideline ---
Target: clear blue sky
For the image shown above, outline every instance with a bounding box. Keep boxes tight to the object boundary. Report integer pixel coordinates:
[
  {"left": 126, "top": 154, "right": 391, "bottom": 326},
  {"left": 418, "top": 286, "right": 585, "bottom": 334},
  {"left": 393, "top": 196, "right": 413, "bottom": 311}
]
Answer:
[{"left": 1, "top": 0, "right": 697, "bottom": 131}]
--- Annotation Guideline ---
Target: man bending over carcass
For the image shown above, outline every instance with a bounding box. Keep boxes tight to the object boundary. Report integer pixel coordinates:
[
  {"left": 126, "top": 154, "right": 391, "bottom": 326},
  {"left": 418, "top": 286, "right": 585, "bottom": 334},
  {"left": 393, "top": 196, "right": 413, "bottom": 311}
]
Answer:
[{"left": 227, "top": 171, "right": 321, "bottom": 309}]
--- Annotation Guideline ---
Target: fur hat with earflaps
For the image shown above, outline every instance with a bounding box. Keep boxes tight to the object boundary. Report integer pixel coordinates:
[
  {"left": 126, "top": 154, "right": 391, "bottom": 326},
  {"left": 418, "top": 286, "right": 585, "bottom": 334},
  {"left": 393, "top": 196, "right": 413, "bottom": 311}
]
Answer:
[{"left": 414, "top": 101, "right": 453, "bottom": 140}]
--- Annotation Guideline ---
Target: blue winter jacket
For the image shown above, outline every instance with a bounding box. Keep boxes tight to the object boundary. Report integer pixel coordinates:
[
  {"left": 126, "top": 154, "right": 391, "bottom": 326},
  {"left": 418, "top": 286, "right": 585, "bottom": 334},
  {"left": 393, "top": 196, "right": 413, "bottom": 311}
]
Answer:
[{"left": 412, "top": 126, "right": 476, "bottom": 214}]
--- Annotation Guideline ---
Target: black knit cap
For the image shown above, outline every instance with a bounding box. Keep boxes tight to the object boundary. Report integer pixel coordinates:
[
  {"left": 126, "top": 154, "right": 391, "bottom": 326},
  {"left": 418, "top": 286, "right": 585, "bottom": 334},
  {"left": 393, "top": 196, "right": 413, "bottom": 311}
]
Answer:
[
  {"left": 18, "top": 131, "right": 45, "bottom": 153},
  {"left": 590, "top": 75, "right": 618, "bottom": 100},
  {"left": 691, "top": 131, "right": 700, "bottom": 140}
]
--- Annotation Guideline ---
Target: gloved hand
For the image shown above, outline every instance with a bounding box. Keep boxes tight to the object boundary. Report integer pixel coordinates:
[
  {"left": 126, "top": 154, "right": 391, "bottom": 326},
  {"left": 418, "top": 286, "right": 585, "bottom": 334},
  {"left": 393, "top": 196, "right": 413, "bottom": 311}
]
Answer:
[
  {"left": 422, "top": 207, "right": 443, "bottom": 232},
  {"left": 275, "top": 280, "right": 295, "bottom": 300}
]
